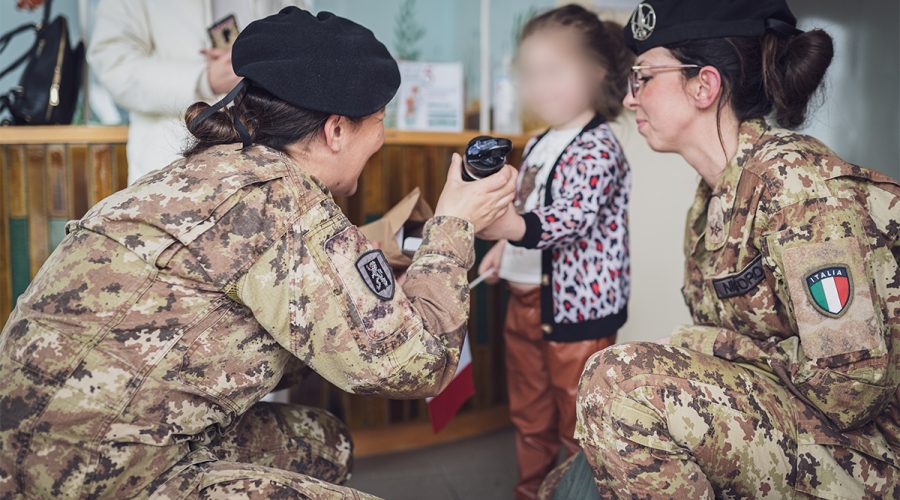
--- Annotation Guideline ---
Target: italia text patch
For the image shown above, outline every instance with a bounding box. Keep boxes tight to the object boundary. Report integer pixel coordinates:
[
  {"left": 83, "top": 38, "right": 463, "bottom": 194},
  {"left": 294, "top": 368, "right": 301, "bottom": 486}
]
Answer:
[
  {"left": 356, "top": 250, "right": 394, "bottom": 301},
  {"left": 805, "top": 265, "right": 852, "bottom": 318},
  {"left": 781, "top": 238, "right": 880, "bottom": 360},
  {"left": 713, "top": 255, "right": 765, "bottom": 299}
]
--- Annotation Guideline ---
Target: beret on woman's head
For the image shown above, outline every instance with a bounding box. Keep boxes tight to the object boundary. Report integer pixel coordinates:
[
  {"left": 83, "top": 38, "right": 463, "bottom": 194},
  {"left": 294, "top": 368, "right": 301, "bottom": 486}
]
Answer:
[
  {"left": 624, "top": 0, "right": 801, "bottom": 55},
  {"left": 233, "top": 7, "right": 401, "bottom": 117}
]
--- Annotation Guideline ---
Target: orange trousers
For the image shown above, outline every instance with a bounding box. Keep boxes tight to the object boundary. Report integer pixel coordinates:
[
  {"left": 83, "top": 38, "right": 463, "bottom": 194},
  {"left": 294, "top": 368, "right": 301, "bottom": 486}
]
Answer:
[{"left": 503, "top": 286, "right": 614, "bottom": 500}]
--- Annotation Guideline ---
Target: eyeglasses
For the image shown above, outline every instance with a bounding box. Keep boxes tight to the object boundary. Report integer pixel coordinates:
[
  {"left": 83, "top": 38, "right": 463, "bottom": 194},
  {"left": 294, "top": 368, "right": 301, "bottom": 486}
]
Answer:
[{"left": 628, "top": 64, "right": 701, "bottom": 98}]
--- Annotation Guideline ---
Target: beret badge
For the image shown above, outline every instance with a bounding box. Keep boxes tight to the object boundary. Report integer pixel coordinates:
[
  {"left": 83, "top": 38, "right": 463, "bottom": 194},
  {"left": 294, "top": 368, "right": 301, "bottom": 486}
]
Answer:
[{"left": 630, "top": 3, "right": 656, "bottom": 41}]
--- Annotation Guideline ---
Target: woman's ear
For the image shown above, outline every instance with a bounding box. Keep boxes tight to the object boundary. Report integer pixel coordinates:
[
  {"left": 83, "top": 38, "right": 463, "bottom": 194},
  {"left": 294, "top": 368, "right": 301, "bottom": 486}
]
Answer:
[
  {"left": 322, "top": 114, "right": 344, "bottom": 152},
  {"left": 689, "top": 66, "right": 724, "bottom": 110}
]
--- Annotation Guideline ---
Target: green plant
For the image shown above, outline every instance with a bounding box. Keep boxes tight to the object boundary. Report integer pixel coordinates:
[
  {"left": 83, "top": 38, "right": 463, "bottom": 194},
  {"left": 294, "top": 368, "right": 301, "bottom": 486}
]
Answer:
[{"left": 394, "top": 0, "right": 425, "bottom": 61}]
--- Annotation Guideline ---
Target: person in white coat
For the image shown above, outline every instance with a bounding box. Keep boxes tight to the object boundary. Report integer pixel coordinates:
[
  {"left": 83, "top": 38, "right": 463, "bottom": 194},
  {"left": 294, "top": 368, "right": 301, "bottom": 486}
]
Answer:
[{"left": 88, "top": 0, "right": 310, "bottom": 184}]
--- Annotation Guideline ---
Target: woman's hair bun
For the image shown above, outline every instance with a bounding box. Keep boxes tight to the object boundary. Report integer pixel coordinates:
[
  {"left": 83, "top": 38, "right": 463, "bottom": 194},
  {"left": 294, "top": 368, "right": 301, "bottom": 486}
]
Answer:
[
  {"left": 184, "top": 102, "right": 242, "bottom": 147},
  {"left": 764, "top": 28, "right": 834, "bottom": 128}
]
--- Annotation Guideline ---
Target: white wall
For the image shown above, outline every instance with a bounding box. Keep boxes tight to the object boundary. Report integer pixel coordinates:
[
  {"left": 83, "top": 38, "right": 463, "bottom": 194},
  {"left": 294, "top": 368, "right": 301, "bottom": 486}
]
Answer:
[
  {"left": 792, "top": 0, "right": 900, "bottom": 180},
  {"left": 609, "top": 117, "right": 697, "bottom": 343}
]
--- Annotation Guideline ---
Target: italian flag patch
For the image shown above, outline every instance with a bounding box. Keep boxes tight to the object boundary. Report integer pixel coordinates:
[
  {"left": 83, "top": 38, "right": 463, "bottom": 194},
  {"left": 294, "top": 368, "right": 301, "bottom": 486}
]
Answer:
[{"left": 805, "top": 265, "right": 852, "bottom": 318}]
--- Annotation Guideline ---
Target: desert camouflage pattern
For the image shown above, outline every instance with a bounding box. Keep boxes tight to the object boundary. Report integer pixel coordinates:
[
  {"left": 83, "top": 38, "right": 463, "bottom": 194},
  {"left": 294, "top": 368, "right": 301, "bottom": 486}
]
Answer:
[
  {"left": 0, "top": 144, "right": 474, "bottom": 498},
  {"left": 576, "top": 119, "right": 899, "bottom": 498}
]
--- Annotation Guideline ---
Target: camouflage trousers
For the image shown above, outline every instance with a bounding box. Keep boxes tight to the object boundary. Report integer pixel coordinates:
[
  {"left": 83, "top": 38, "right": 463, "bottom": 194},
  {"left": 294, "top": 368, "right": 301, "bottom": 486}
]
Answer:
[
  {"left": 574, "top": 342, "right": 896, "bottom": 499},
  {"left": 147, "top": 402, "right": 376, "bottom": 499}
]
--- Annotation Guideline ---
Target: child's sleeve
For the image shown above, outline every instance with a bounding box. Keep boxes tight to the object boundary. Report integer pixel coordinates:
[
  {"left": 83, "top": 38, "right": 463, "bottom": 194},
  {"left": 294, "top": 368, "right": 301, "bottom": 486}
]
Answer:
[{"left": 510, "top": 141, "right": 620, "bottom": 250}]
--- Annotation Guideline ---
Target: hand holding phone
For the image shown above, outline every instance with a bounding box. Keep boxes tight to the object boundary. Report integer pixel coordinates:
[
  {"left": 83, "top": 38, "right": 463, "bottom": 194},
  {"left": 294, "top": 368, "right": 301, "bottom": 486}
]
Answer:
[{"left": 208, "top": 14, "right": 240, "bottom": 49}]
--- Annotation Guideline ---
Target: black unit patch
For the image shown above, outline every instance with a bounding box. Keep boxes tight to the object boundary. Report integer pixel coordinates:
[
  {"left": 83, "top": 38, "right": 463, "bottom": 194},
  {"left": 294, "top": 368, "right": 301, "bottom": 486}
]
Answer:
[
  {"left": 713, "top": 254, "right": 765, "bottom": 299},
  {"left": 356, "top": 250, "right": 395, "bottom": 301}
]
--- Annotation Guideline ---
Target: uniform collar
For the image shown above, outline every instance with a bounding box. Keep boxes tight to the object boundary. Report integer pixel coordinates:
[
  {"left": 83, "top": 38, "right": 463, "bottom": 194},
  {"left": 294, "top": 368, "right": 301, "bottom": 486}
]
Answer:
[
  {"left": 236, "top": 143, "right": 336, "bottom": 199},
  {"left": 688, "top": 118, "right": 770, "bottom": 254}
]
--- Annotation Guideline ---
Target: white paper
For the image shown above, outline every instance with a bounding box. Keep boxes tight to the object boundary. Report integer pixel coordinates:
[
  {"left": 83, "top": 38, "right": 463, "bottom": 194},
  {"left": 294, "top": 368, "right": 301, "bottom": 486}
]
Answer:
[{"left": 396, "top": 61, "right": 464, "bottom": 132}]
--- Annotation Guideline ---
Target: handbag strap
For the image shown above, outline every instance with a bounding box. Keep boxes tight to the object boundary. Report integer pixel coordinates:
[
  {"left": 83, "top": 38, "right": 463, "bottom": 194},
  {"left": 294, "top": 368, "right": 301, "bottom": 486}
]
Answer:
[
  {"left": 0, "top": 22, "right": 37, "bottom": 55},
  {"left": 41, "top": 0, "right": 54, "bottom": 27},
  {"left": 0, "top": 24, "right": 38, "bottom": 81},
  {"left": 0, "top": 0, "right": 54, "bottom": 82}
]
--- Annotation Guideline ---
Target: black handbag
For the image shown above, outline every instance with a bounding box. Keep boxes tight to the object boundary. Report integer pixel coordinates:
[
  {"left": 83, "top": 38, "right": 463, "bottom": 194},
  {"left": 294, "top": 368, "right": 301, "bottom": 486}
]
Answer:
[{"left": 0, "top": 0, "right": 85, "bottom": 125}]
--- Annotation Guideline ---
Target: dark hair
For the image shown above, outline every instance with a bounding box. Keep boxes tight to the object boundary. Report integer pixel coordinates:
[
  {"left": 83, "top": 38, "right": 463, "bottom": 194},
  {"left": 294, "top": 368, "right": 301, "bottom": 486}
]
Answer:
[
  {"left": 519, "top": 4, "right": 633, "bottom": 120},
  {"left": 667, "top": 29, "right": 834, "bottom": 129},
  {"left": 183, "top": 84, "right": 349, "bottom": 156}
]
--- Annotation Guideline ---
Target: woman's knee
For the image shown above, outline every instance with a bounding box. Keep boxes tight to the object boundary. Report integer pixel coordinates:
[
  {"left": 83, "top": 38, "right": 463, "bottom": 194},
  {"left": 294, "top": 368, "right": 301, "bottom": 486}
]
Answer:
[
  {"left": 579, "top": 342, "right": 668, "bottom": 393},
  {"left": 576, "top": 342, "right": 674, "bottom": 423}
]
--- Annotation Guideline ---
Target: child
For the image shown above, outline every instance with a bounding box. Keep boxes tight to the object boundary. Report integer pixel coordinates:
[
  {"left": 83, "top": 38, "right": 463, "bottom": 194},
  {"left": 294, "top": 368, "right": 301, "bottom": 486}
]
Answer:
[{"left": 477, "top": 5, "right": 632, "bottom": 498}]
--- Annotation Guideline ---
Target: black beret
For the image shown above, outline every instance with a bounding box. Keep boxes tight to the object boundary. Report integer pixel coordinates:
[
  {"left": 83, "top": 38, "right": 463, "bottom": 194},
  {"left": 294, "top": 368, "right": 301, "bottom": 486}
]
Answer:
[
  {"left": 624, "top": 0, "right": 800, "bottom": 55},
  {"left": 232, "top": 7, "right": 400, "bottom": 117}
]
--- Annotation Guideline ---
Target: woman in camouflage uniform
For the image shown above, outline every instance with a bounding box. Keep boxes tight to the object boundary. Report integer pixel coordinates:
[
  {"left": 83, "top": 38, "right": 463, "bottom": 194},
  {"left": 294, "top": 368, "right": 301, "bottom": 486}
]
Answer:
[
  {"left": 0, "top": 8, "right": 517, "bottom": 499},
  {"left": 571, "top": 0, "right": 899, "bottom": 498}
]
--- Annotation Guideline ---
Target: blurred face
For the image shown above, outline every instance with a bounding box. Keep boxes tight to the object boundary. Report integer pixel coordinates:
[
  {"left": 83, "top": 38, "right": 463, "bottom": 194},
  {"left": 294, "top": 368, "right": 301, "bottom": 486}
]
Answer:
[
  {"left": 518, "top": 29, "right": 603, "bottom": 128},
  {"left": 623, "top": 47, "right": 698, "bottom": 153},
  {"left": 337, "top": 110, "right": 385, "bottom": 196}
]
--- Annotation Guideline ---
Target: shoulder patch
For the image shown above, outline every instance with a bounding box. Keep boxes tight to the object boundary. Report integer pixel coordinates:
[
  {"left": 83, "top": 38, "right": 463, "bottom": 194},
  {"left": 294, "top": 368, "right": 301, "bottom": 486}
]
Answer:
[
  {"left": 781, "top": 238, "right": 882, "bottom": 361},
  {"left": 356, "top": 250, "right": 394, "bottom": 301},
  {"left": 804, "top": 265, "right": 852, "bottom": 318}
]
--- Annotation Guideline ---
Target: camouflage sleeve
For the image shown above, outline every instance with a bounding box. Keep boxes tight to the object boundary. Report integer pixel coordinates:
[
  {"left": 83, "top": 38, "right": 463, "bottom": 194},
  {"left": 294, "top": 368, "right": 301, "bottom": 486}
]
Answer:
[
  {"left": 234, "top": 197, "right": 474, "bottom": 399},
  {"left": 675, "top": 187, "right": 897, "bottom": 430},
  {"left": 763, "top": 187, "right": 898, "bottom": 430}
]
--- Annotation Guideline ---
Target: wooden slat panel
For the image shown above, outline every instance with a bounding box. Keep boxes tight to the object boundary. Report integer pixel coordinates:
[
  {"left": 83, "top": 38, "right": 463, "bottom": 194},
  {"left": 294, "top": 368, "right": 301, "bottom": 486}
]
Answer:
[
  {"left": 113, "top": 144, "right": 128, "bottom": 191},
  {"left": 6, "top": 146, "right": 26, "bottom": 217},
  {"left": 88, "top": 145, "right": 112, "bottom": 206},
  {"left": 351, "top": 147, "right": 386, "bottom": 225},
  {"left": 0, "top": 147, "right": 11, "bottom": 323},
  {"left": 68, "top": 145, "right": 89, "bottom": 218},
  {"left": 46, "top": 145, "right": 69, "bottom": 252},
  {"left": 26, "top": 145, "right": 48, "bottom": 278},
  {"left": 5, "top": 146, "right": 29, "bottom": 310},
  {"left": 379, "top": 146, "right": 404, "bottom": 211},
  {"left": 47, "top": 145, "right": 68, "bottom": 218}
]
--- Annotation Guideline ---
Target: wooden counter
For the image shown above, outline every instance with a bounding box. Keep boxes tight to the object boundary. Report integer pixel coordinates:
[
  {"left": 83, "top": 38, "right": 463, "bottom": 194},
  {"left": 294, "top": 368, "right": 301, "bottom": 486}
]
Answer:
[
  {"left": 0, "top": 125, "right": 130, "bottom": 144},
  {"left": 0, "top": 125, "right": 528, "bottom": 146},
  {"left": 0, "top": 125, "right": 527, "bottom": 456}
]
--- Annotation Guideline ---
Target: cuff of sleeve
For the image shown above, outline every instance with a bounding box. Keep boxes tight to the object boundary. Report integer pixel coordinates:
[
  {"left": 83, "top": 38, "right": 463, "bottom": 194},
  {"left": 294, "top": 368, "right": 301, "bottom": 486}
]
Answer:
[
  {"left": 508, "top": 212, "right": 542, "bottom": 249},
  {"left": 417, "top": 216, "right": 476, "bottom": 269},
  {"left": 670, "top": 325, "right": 720, "bottom": 355}
]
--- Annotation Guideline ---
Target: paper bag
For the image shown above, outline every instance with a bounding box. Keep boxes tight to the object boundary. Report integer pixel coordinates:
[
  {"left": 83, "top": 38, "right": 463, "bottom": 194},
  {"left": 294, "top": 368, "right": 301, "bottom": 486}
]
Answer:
[{"left": 359, "top": 188, "right": 434, "bottom": 269}]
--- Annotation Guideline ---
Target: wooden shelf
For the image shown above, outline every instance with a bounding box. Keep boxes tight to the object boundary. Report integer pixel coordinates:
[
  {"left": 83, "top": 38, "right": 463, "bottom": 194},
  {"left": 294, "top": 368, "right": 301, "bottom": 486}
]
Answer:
[
  {"left": 0, "top": 125, "right": 529, "bottom": 147},
  {"left": 0, "top": 125, "right": 129, "bottom": 144}
]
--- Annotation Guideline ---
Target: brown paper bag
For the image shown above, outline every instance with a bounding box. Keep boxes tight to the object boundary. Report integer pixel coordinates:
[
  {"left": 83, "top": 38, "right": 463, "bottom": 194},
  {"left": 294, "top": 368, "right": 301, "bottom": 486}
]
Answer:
[{"left": 359, "top": 187, "right": 434, "bottom": 269}]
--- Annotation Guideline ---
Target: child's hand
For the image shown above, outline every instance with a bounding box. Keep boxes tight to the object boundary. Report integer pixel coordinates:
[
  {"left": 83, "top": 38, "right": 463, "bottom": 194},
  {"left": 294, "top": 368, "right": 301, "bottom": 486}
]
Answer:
[
  {"left": 478, "top": 241, "right": 505, "bottom": 285},
  {"left": 476, "top": 203, "right": 525, "bottom": 242}
]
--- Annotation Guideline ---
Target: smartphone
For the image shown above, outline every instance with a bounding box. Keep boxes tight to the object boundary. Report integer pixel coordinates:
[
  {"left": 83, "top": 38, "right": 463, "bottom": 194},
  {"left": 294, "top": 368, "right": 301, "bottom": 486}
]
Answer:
[{"left": 208, "top": 14, "right": 240, "bottom": 49}]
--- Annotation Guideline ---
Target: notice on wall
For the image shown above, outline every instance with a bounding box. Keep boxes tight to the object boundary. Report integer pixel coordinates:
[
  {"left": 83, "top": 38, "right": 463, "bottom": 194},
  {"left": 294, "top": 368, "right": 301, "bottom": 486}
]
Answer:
[{"left": 395, "top": 61, "right": 464, "bottom": 132}]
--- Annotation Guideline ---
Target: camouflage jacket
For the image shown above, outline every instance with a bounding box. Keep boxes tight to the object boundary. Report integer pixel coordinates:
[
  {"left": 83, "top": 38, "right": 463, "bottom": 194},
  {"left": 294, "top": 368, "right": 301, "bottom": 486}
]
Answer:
[
  {"left": 672, "top": 119, "right": 900, "bottom": 490},
  {"left": 0, "top": 144, "right": 474, "bottom": 497}
]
